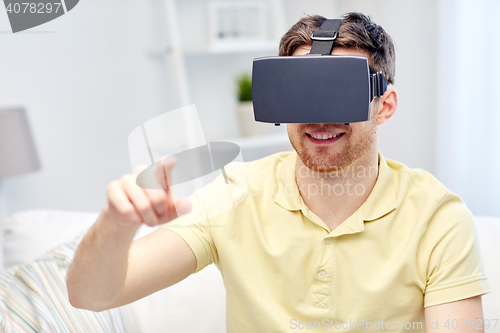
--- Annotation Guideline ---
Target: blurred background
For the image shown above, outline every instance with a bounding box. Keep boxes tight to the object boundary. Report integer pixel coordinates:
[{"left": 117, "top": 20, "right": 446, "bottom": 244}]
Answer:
[{"left": 0, "top": 0, "right": 498, "bottom": 217}]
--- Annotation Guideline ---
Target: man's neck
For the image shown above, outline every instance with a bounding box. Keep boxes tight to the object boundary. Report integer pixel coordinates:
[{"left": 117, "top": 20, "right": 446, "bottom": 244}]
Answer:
[{"left": 295, "top": 147, "right": 379, "bottom": 231}]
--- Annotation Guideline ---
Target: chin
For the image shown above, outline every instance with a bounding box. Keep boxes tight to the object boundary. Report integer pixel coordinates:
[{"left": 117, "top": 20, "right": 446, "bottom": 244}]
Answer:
[
  {"left": 304, "top": 153, "right": 354, "bottom": 173},
  {"left": 288, "top": 121, "right": 378, "bottom": 174},
  {"left": 292, "top": 137, "right": 377, "bottom": 175}
]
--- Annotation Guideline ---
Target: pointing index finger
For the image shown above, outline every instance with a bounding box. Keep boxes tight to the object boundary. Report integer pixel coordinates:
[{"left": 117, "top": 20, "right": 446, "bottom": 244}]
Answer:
[{"left": 161, "top": 158, "right": 178, "bottom": 220}]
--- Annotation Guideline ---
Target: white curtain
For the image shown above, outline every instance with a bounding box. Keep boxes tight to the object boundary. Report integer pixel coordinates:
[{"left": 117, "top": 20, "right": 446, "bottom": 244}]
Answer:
[{"left": 436, "top": 0, "right": 500, "bottom": 216}]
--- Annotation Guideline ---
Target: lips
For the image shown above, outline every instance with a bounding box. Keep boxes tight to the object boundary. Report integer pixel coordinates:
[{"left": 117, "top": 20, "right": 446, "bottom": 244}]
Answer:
[
  {"left": 309, "top": 133, "right": 343, "bottom": 140},
  {"left": 301, "top": 124, "right": 348, "bottom": 144},
  {"left": 306, "top": 132, "right": 345, "bottom": 144}
]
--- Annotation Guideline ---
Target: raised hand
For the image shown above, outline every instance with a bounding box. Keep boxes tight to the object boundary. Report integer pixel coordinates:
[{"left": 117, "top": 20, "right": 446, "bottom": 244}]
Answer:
[{"left": 105, "top": 157, "right": 192, "bottom": 228}]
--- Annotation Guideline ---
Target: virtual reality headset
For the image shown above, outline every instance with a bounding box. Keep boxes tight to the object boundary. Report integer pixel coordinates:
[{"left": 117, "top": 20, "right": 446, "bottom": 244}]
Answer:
[{"left": 252, "top": 19, "right": 388, "bottom": 125}]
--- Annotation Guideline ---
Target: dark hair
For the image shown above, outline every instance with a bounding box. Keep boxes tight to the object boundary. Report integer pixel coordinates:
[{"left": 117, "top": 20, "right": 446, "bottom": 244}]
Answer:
[{"left": 279, "top": 13, "right": 396, "bottom": 84}]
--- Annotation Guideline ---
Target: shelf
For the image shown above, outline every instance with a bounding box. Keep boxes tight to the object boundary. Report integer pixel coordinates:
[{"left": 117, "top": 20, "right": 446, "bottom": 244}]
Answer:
[
  {"left": 147, "top": 40, "right": 279, "bottom": 57},
  {"left": 185, "top": 40, "right": 280, "bottom": 55}
]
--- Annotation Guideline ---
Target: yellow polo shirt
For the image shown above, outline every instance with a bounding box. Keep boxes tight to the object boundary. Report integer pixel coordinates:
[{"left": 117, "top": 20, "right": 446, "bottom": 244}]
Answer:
[{"left": 161, "top": 151, "right": 490, "bottom": 332}]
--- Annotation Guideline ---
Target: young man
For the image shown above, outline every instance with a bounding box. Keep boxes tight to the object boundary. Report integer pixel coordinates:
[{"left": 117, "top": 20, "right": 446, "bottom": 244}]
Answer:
[{"left": 67, "top": 13, "right": 490, "bottom": 332}]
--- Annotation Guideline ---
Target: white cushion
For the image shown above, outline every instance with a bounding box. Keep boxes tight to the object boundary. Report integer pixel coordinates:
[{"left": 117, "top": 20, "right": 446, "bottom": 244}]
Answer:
[
  {"left": 3, "top": 210, "right": 98, "bottom": 269},
  {"left": 2, "top": 210, "right": 159, "bottom": 270},
  {"left": 474, "top": 216, "right": 500, "bottom": 321}
]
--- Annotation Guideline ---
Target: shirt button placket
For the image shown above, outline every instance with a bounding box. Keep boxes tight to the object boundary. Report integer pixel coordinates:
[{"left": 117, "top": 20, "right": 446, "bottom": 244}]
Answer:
[{"left": 311, "top": 236, "right": 335, "bottom": 308}]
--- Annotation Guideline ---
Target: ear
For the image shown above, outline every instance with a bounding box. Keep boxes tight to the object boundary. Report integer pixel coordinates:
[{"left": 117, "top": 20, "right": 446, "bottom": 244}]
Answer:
[{"left": 375, "top": 88, "right": 398, "bottom": 125}]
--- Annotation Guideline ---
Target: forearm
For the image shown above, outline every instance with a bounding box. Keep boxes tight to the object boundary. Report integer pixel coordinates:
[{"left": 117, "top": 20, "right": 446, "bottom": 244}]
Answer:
[{"left": 67, "top": 205, "right": 140, "bottom": 311}]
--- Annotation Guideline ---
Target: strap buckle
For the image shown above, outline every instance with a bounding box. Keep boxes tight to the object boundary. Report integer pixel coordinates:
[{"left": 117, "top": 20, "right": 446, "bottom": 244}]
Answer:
[{"left": 310, "top": 31, "right": 338, "bottom": 41}]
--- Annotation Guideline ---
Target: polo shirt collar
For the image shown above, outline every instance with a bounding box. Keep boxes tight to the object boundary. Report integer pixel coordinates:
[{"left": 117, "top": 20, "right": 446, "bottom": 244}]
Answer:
[
  {"left": 362, "top": 151, "right": 397, "bottom": 222},
  {"left": 274, "top": 151, "right": 303, "bottom": 211},
  {"left": 274, "top": 150, "right": 397, "bottom": 226}
]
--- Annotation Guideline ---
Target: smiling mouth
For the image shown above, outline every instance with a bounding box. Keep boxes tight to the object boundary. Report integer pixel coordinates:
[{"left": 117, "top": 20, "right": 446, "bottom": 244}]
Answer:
[
  {"left": 305, "top": 131, "right": 346, "bottom": 145},
  {"left": 307, "top": 133, "right": 344, "bottom": 140}
]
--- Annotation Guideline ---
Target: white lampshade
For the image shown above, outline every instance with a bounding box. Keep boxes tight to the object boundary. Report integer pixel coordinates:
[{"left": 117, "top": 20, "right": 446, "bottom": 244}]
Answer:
[{"left": 0, "top": 108, "right": 40, "bottom": 178}]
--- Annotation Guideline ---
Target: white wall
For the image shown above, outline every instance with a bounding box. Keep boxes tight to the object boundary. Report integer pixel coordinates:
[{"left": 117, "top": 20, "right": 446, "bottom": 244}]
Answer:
[
  {"left": 435, "top": 0, "right": 500, "bottom": 216},
  {"left": 1, "top": 0, "right": 439, "bottom": 215}
]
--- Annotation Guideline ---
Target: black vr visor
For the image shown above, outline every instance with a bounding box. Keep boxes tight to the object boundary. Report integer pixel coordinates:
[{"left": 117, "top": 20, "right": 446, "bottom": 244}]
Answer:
[{"left": 251, "top": 19, "right": 388, "bottom": 125}]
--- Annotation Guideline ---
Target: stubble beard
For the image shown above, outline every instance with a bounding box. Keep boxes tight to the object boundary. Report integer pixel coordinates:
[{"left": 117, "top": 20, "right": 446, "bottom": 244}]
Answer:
[{"left": 289, "top": 119, "right": 378, "bottom": 175}]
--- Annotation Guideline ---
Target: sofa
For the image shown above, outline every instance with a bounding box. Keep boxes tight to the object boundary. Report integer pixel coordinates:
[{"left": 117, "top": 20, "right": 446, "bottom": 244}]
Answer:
[{"left": 1, "top": 210, "right": 499, "bottom": 332}]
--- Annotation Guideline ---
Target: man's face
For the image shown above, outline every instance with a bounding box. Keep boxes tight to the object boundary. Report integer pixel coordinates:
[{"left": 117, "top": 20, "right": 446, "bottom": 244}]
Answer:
[{"left": 288, "top": 45, "right": 380, "bottom": 174}]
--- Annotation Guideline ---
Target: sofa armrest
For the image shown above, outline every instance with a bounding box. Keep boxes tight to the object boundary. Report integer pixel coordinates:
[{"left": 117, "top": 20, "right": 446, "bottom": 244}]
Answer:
[{"left": 474, "top": 216, "right": 500, "bottom": 322}]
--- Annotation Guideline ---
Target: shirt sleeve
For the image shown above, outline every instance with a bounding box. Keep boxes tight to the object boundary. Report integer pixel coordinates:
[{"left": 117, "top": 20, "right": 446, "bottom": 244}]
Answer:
[{"left": 423, "top": 191, "right": 490, "bottom": 307}]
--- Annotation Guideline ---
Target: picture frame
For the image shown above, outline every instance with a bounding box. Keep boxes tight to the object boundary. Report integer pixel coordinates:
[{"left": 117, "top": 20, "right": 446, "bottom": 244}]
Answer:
[{"left": 208, "top": 1, "right": 270, "bottom": 47}]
